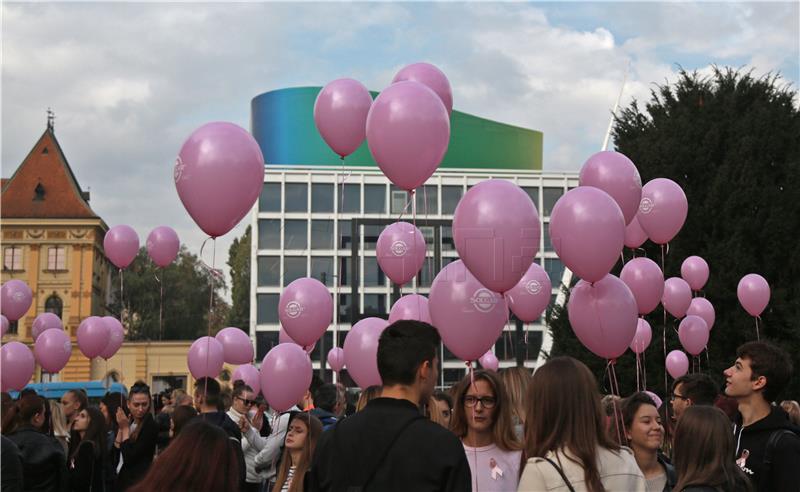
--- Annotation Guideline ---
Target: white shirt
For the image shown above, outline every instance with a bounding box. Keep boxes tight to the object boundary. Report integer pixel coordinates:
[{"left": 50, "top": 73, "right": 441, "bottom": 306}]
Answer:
[{"left": 463, "top": 443, "right": 523, "bottom": 492}]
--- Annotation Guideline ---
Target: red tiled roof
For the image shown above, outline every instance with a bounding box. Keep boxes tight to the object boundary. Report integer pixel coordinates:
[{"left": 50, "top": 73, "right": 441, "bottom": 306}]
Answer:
[{"left": 1, "top": 129, "right": 99, "bottom": 219}]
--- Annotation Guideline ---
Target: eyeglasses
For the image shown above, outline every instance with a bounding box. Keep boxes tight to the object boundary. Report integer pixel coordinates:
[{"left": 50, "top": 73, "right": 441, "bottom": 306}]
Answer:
[
  {"left": 670, "top": 393, "right": 689, "bottom": 402},
  {"left": 236, "top": 396, "right": 256, "bottom": 406},
  {"left": 463, "top": 396, "right": 497, "bottom": 409}
]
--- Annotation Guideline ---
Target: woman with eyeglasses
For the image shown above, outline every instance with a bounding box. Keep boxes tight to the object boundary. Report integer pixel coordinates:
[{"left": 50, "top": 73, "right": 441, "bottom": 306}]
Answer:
[
  {"left": 228, "top": 380, "right": 270, "bottom": 492},
  {"left": 451, "top": 369, "right": 522, "bottom": 491},
  {"left": 115, "top": 381, "right": 158, "bottom": 491}
]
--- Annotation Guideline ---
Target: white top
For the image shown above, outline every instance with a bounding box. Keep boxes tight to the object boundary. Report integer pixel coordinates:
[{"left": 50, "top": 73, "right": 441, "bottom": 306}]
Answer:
[
  {"left": 280, "top": 465, "right": 295, "bottom": 492},
  {"left": 463, "top": 443, "right": 523, "bottom": 492}
]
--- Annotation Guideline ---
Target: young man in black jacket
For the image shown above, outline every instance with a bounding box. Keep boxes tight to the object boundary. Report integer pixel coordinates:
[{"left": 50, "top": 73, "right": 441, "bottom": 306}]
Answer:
[
  {"left": 723, "top": 341, "right": 800, "bottom": 491},
  {"left": 309, "top": 320, "right": 471, "bottom": 492}
]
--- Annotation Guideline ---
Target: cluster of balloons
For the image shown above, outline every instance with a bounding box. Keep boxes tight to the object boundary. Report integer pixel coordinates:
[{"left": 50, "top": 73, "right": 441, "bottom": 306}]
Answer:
[{"left": 105, "top": 225, "right": 180, "bottom": 270}]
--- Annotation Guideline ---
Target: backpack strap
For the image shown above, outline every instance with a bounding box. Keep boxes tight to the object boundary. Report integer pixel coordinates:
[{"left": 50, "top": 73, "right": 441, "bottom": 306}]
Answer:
[
  {"left": 764, "top": 429, "right": 796, "bottom": 466},
  {"left": 542, "top": 457, "right": 576, "bottom": 492}
]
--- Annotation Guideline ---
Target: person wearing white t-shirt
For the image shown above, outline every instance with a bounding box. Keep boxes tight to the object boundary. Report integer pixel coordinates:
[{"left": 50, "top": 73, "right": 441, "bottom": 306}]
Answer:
[{"left": 451, "top": 369, "right": 523, "bottom": 492}]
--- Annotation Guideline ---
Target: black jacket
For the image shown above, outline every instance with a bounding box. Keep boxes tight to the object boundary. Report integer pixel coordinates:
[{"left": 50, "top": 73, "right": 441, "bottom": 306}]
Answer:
[
  {"left": 7, "top": 425, "right": 69, "bottom": 492},
  {"left": 116, "top": 413, "right": 158, "bottom": 491},
  {"left": 68, "top": 441, "right": 105, "bottom": 492},
  {"left": 733, "top": 406, "right": 800, "bottom": 492},
  {"left": 2, "top": 435, "right": 24, "bottom": 492},
  {"left": 200, "top": 411, "right": 247, "bottom": 491},
  {"left": 657, "top": 452, "right": 677, "bottom": 492},
  {"left": 308, "top": 397, "right": 471, "bottom": 492}
]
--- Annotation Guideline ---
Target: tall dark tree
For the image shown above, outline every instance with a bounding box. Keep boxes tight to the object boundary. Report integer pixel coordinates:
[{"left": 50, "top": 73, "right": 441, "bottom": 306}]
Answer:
[
  {"left": 548, "top": 67, "right": 800, "bottom": 400},
  {"left": 226, "top": 225, "right": 251, "bottom": 329},
  {"left": 107, "top": 245, "right": 229, "bottom": 340}
]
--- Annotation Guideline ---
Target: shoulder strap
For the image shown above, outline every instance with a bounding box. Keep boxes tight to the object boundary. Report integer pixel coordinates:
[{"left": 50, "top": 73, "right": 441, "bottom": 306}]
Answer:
[
  {"left": 764, "top": 429, "right": 796, "bottom": 466},
  {"left": 542, "top": 457, "right": 576, "bottom": 492},
  {"left": 360, "top": 416, "right": 425, "bottom": 490}
]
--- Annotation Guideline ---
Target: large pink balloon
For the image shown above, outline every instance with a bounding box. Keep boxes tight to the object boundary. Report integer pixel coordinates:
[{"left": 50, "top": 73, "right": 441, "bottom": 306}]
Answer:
[
  {"left": 377, "top": 222, "right": 426, "bottom": 286},
  {"left": 391, "top": 62, "right": 453, "bottom": 115},
  {"left": 366, "top": 81, "right": 450, "bottom": 191},
  {"left": 388, "top": 294, "right": 432, "bottom": 324},
  {"left": 343, "top": 317, "right": 389, "bottom": 388},
  {"left": 505, "top": 263, "right": 551, "bottom": 322},
  {"left": 478, "top": 351, "right": 499, "bottom": 372},
  {"left": 215, "top": 327, "right": 254, "bottom": 365},
  {"left": 681, "top": 256, "right": 709, "bottom": 292},
  {"left": 662, "top": 277, "right": 692, "bottom": 319},
  {"left": 187, "top": 337, "right": 225, "bottom": 379},
  {"left": 549, "top": 187, "right": 625, "bottom": 283},
  {"left": 279, "top": 278, "right": 332, "bottom": 347},
  {"left": 278, "top": 328, "right": 316, "bottom": 354},
  {"left": 100, "top": 317, "right": 124, "bottom": 360},
  {"left": 737, "top": 274, "right": 770, "bottom": 317},
  {"left": 687, "top": 297, "right": 715, "bottom": 330},
  {"left": 0, "top": 315, "right": 8, "bottom": 337},
  {"left": 35, "top": 329, "right": 72, "bottom": 373},
  {"left": 327, "top": 347, "right": 345, "bottom": 373},
  {"left": 637, "top": 178, "right": 688, "bottom": 245},
  {"left": 77, "top": 317, "right": 110, "bottom": 359},
  {"left": 453, "top": 180, "right": 540, "bottom": 293},
  {"left": 175, "top": 122, "right": 264, "bottom": 238},
  {"left": 620, "top": 258, "right": 665, "bottom": 315},
  {"left": 666, "top": 350, "right": 690, "bottom": 379},
  {"left": 428, "top": 260, "right": 508, "bottom": 361},
  {"left": 1, "top": 280, "right": 32, "bottom": 322},
  {"left": 32, "top": 312, "right": 63, "bottom": 341},
  {"left": 579, "top": 151, "right": 642, "bottom": 224},
  {"left": 1, "top": 342, "right": 35, "bottom": 391},
  {"left": 678, "top": 315, "right": 709, "bottom": 356},
  {"left": 629, "top": 318, "right": 652, "bottom": 354},
  {"left": 314, "top": 78, "right": 373, "bottom": 158},
  {"left": 146, "top": 226, "right": 180, "bottom": 268},
  {"left": 624, "top": 216, "right": 648, "bottom": 249},
  {"left": 567, "top": 274, "right": 638, "bottom": 360},
  {"left": 260, "top": 343, "right": 312, "bottom": 412},
  {"left": 104, "top": 225, "right": 140, "bottom": 269},
  {"left": 232, "top": 364, "right": 261, "bottom": 395}
]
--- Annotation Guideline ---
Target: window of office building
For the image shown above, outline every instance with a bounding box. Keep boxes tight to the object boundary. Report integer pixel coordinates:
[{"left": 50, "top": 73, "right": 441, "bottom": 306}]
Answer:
[
  {"left": 441, "top": 186, "right": 463, "bottom": 215},
  {"left": 545, "top": 258, "right": 564, "bottom": 285},
  {"left": 442, "top": 226, "right": 455, "bottom": 251},
  {"left": 338, "top": 294, "right": 351, "bottom": 323},
  {"left": 259, "top": 183, "right": 281, "bottom": 212},
  {"left": 417, "top": 257, "right": 436, "bottom": 287},
  {"left": 363, "top": 256, "right": 385, "bottom": 287},
  {"left": 338, "top": 183, "right": 360, "bottom": 213},
  {"left": 363, "top": 294, "right": 386, "bottom": 318},
  {"left": 522, "top": 187, "right": 539, "bottom": 208},
  {"left": 443, "top": 368, "right": 466, "bottom": 386},
  {"left": 257, "top": 256, "right": 280, "bottom": 286},
  {"left": 363, "top": 224, "right": 382, "bottom": 251},
  {"left": 390, "top": 188, "right": 409, "bottom": 215},
  {"left": 257, "top": 294, "right": 279, "bottom": 324},
  {"left": 285, "top": 183, "right": 308, "bottom": 213},
  {"left": 415, "top": 185, "right": 438, "bottom": 215},
  {"left": 311, "top": 220, "right": 334, "bottom": 250},
  {"left": 256, "top": 331, "right": 280, "bottom": 360},
  {"left": 283, "top": 257, "right": 307, "bottom": 286},
  {"left": 339, "top": 257, "right": 352, "bottom": 287},
  {"left": 542, "top": 187, "right": 563, "bottom": 216},
  {"left": 364, "top": 184, "right": 386, "bottom": 214},
  {"left": 312, "top": 183, "right": 334, "bottom": 213},
  {"left": 284, "top": 220, "right": 307, "bottom": 250},
  {"left": 542, "top": 223, "right": 554, "bottom": 252},
  {"left": 311, "top": 257, "right": 334, "bottom": 286},
  {"left": 258, "top": 219, "right": 281, "bottom": 250},
  {"left": 308, "top": 332, "right": 335, "bottom": 361},
  {"left": 339, "top": 220, "right": 352, "bottom": 250}
]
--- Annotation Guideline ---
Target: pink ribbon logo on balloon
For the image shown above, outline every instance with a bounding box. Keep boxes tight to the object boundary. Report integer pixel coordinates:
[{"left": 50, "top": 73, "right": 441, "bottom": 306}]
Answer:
[
  {"left": 639, "top": 197, "right": 654, "bottom": 214},
  {"left": 12, "top": 292, "right": 25, "bottom": 302},
  {"left": 173, "top": 156, "right": 186, "bottom": 183},
  {"left": 525, "top": 280, "right": 542, "bottom": 295},
  {"left": 390, "top": 240, "right": 408, "bottom": 257},
  {"left": 63, "top": 341, "right": 71, "bottom": 353},
  {"left": 470, "top": 288, "right": 498, "bottom": 313},
  {"left": 285, "top": 301, "right": 304, "bottom": 319}
]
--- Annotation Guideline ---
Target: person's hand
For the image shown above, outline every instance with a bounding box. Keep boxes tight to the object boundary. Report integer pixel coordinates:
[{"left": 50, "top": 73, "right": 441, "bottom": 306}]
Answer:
[
  {"left": 238, "top": 416, "right": 250, "bottom": 433},
  {"left": 116, "top": 407, "right": 130, "bottom": 429},
  {"left": 251, "top": 411, "right": 263, "bottom": 431}
]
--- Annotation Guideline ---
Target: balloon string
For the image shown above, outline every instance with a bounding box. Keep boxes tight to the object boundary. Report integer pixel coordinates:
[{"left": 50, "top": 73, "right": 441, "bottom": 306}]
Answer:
[
  {"left": 200, "top": 237, "right": 218, "bottom": 399},
  {"left": 607, "top": 361, "right": 624, "bottom": 446},
  {"left": 642, "top": 348, "right": 647, "bottom": 390},
  {"left": 635, "top": 353, "right": 641, "bottom": 392},
  {"left": 155, "top": 273, "right": 164, "bottom": 341},
  {"left": 396, "top": 192, "right": 414, "bottom": 221},
  {"left": 755, "top": 316, "right": 760, "bottom": 341},
  {"left": 423, "top": 186, "right": 434, "bottom": 293},
  {"left": 333, "top": 167, "right": 353, "bottom": 382},
  {"left": 704, "top": 345, "right": 710, "bottom": 369},
  {"left": 119, "top": 268, "right": 124, "bottom": 330},
  {"left": 467, "top": 360, "right": 475, "bottom": 389}
]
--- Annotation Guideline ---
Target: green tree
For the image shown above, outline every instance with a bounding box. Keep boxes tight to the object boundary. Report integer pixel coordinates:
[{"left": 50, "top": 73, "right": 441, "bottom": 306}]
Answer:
[
  {"left": 548, "top": 67, "right": 800, "bottom": 400},
  {"left": 226, "top": 225, "right": 251, "bottom": 329},
  {"left": 107, "top": 245, "right": 230, "bottom": 340}
]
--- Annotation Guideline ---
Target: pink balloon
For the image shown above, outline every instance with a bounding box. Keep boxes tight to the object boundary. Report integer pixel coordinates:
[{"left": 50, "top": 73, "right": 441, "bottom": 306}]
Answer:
[
  {"left": 376, "top": 221, "right": 426, "bottom": 286},
  {"left": 567, "top": 274, "right": 638, "bottom": 360},
  {"left": 687, "top": 297, "right": 715, "bottom": 331},
  {"left": 428, "top": 260, "right": 508, "bottom": 361},
  {"left": 644, "top": 391, "right": 663, "bottom": 409},
  {"left": 579, "top": 151, "right": 642, "bottom": 224},
  {"left": 681, "top": 256, "right": 709, "bottom": 292},
  {"left": 104, "top": 225, "right": 140, "bottom": 269},
  {"left": 260, "top": 343, "right": 312, "bottom": 412},
  {"left": 1, "top": 342, "right": 35, "bottom": 391},
  {"left": 505, "top": 263, "right": 551, "bottom": 322},
  {"left": 314, "top": 78, "right": 373, "bottom": 158},
  {"left": 343, "top": 317, "right": 389, "bottom": 388},
  {"left": 637, "top": 178, "right": 688, "bottom": 245},
  {"left": 77, "top": 317, "right": 110, "bottom": 359},
  {"left": 549, "top": 187, "right": 625, "bottom": 283},
  {"left": 366, "top": 81, "right": 450, "bottom": 191},
  {"left": 453, "top": 180, "right": 540, "bottom": 293},
  {"left": 391, "top": 62, "right": 454, "bottom": 115},
  {"left": 99, "top": 317, "right": 124, "bottom": 360},
  {"left": 1, "top": 280, "right": 32, "bottom": 322},
  {"left": 146, "top": 226, "right": 180, "bottom": 268},
  {"left": 666, "top": 350, "right": 690, "bottom": 379},
  {"left": 327, "top": 347, "right": 345, "bottom": 373},
  {"left": 278, "top": 328, "right": 316, "bottom": 354},
  {"left": 478, "top": 351, "right": 499, "bottom": 372},
  {"left": 232, "top": 364, "right": 261, "bottom": 395},
  {"left": 187, "top": 337, "right": 224, "bottom": 379},
  {"left": 175, "top": 122, "right": 264, "bottom": 238},
  {"left": 215, "top": 327, "right": 254, "bottom": 365},
  {"left": 388, "top": 295, "right": 432, "bottom": 325},
  {"left": 624, "top": 216, "right": 649, "bottom": 249},
  {"left": 35, "top": 329, "right": 72, "bottom": 373},
  {"left": 662, "top": 277, "right": 692, "bottom": 319},
  {"left": 678, "top": 315, "right": 709, "bottom": 356},
  {"left": 279, "top": 278, "right": 332, "bottom": 347},
  {"left": 620, "top": 258, "right": 665, "bottom": 315},
  {"left": 629, "top": 318, "right": 652, "bottom": 354},
  {"left": 32, "top": 312, "right": 63, "bottom": 341},
  {"left": 737, "top": 274, "right": 770, "bottom": 317},
  {"left": 0, "top": 315, "right": 8, "bottom": 337}
]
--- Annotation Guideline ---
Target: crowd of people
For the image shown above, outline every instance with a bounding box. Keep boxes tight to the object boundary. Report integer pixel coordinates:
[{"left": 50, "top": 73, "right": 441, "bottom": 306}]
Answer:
[{"left": 1, "top": 320, "right": 798, "bottom": 492}]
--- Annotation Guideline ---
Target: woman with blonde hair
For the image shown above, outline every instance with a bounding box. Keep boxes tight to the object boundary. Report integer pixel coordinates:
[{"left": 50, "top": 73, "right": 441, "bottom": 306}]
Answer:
[
  {"left": 49, "top": 399, "right": 70, "bottom": 454},
  {"left": 355, "top": 385, "right": 381, "bottom": 412},
  {"left": 500, "top": 366, "right": 533, "bottom": 439},
  {"left": 780, "top": 400, "right": 800, "bottom": 426},
  {"left": 272, "top": 412, "right": 323, "bottom": 492}
]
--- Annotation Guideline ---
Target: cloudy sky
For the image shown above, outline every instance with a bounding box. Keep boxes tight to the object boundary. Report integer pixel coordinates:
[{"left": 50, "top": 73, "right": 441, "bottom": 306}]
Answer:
[{"left": 3, "top": 1, "right": 797, "bottom": 299}]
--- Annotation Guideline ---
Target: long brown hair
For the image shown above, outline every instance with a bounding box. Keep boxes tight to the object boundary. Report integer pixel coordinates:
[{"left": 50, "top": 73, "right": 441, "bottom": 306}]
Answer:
[
  {"left": 524, "top": 357, "right": 619, "bottom": 492},
  {"left": 500, "top": 366, "right": 532, "bottom": 425},
  {"left": 271, "top": 413, "right": 323, "bottom": 492},
  {"left": 68, "top": 406, "right": 107, "bottom": 461},
  {"left": 128, "top": 420, "right": 239, "bottom": 492},
  {"left": 673, "top": 406, "right": 752, "bottom": 492},
  {"left": 450, "top": 370, "right": 521, "bottom": 452},
  {"left": 1, "top": 393, "right": 46, "bottom": 434}
]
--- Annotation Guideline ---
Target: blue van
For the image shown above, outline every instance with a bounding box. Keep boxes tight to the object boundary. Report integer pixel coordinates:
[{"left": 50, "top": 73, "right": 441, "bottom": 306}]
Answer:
[{"left": 8, "top": 381, "right": 128, "bottom": 402}]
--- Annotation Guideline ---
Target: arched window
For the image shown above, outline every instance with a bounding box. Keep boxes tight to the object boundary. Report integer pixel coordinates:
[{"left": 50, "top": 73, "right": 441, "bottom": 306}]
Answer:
[{"left": 45, "top": 294, "right": 63, "bottom": 319}]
